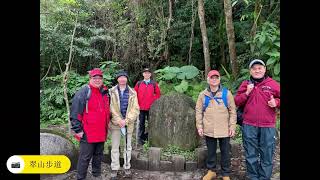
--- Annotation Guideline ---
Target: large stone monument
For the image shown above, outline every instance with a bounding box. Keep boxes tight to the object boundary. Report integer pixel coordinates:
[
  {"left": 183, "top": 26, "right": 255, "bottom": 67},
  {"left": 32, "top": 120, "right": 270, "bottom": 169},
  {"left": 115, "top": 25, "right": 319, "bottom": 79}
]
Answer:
[{"left": 149, "top": 93, "right": 199, "bottom": 150}]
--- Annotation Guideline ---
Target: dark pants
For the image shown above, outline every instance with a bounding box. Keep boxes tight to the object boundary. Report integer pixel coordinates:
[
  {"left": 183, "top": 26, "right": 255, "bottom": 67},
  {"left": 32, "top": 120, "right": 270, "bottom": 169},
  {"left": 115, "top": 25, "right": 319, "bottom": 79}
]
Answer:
[
  {"left": 205, "top": 136, "right": 231, "bottom": 176},
  {"left": 242, "top": 124, "right": 276, "bottom": 180},
  {"left": 138, "top": 110, "right": 149, "bottom": 144},
  {"left": 77, "top": 141, "right": 104, "bottom": 180}
]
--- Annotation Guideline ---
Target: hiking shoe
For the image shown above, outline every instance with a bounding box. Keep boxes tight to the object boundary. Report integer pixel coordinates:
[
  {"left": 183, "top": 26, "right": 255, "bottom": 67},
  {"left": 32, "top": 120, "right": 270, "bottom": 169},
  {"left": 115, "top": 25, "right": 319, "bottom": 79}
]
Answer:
[
  {"left": 222, "top": 176, "right": 230, "bottom": 180},
  {"left": 124, "top": 169, "right": 131, "bottom": 177},
  {"left": 110, "top": 170, "right": 117, "bottom": 179},
  {"left": 202, "top": 170, "right": 217, "bottom": 180}
]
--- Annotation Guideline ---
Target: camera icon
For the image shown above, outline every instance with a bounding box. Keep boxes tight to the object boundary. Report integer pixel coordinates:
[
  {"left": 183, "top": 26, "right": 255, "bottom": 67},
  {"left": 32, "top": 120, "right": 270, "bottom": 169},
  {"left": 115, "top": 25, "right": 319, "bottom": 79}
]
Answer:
[
  {"left": 11, "top": 162, "right": 20, "bottom": 168},
  {"left": 7, "top": 155, "right": 24, "bottom": 173}
]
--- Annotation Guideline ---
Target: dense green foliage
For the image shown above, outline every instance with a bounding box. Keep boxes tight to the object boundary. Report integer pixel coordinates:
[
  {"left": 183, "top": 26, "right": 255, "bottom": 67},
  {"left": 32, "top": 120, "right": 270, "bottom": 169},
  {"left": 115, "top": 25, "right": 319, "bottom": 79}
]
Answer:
[
  {"left": 41, "top": 0, "right": 280, "bottom": 80},
  {"left": 40, "top": 61, "right": 120, "bottom": 123},
  {"left": 154, "top": 65, "right": 206, "bottom": 101},
  {"left": 40, "top": 0, "right": 280, "bottom": 147}
]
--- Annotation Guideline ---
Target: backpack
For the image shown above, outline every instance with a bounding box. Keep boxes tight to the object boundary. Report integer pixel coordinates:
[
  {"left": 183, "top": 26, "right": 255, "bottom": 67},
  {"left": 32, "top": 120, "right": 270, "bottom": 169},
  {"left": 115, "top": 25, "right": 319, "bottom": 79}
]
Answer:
[
  {"left": 85, "top": 85, "right": 110, "bottom": 113},
  {"left": 85, "top": 85, "right": 92, "bottom": 113},
  {"left": 201, "top": 87, "right": 244, "bottom": 126},
  {"left": 137, "top": 80, "right": 156, "bottom": 94},
  {"left": 236, "top": 107, "right": 244, "bottom": 126},
  {"left": 202, "top": 87, "right": 228, "bottom": 112},
  {"left": 236, "top": 80, "right": 253, "bottom": 126}
]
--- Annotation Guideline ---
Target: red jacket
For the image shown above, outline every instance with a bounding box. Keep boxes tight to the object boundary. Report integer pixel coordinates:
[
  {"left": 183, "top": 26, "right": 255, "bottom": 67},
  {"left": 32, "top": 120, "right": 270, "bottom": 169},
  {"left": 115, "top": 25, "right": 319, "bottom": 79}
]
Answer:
[
  {"left": 234, "top": 77, "right": 280, "bottom": 127},
  {"left": 134, "top": 80, "right": 161, "bottom": 111},
  {"left": 71, "top": 84, "right": 110, "bottom": 143}
]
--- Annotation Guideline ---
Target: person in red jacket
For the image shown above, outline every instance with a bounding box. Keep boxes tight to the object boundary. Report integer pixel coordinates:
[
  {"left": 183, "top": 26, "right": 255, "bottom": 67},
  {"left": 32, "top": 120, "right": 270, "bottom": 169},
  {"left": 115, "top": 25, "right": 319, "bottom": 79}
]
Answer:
[
  {"left": 70, "top": 68, "right": 110, "bottom": 180},
  {"left": 235, "top": 59, "right": 280, "bottom": 180},
  {"left": 134, "top": 68, "right": 161, "bottom": 145}
]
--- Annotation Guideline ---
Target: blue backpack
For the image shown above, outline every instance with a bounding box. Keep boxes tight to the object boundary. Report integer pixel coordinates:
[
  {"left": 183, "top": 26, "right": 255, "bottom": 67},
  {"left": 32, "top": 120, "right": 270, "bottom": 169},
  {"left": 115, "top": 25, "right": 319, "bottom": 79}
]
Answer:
[{"left": 202, "top": 87, "right": 228, "bottom": 112}]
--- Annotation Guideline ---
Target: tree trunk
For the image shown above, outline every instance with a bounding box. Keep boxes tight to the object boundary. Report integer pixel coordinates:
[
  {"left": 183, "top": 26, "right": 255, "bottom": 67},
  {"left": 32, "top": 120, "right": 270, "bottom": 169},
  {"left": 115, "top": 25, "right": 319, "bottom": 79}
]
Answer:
[
  {"left": 198, "top": 0, "right": 210, "bottom": 76},
  {"left": 63, "top": 17, "right": 77, "bottom": 136},
  {"left": 166, "top": 0, "right": 173, "bottom": 39},
  {"left": 250, "top": 0, "right": 262, "bottom": 53},
  {"left": 188, "top": 0, "right": 196, "bottom": 65},
  {"left": 163, "top": 0, "right": 173, "bottom": 63},
  {"left": 223, "top": 0, "right": 238, "bottom": 77},
  {"left": 218, "top": 3, "right": 226, "bottom": 69}
]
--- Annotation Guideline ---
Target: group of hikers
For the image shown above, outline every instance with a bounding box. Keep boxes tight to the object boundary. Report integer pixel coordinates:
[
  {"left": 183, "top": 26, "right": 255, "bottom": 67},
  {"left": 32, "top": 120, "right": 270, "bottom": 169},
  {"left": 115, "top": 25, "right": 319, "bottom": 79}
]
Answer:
[{"left": 70, "top": 59, "right": 280, "bottom": 180}]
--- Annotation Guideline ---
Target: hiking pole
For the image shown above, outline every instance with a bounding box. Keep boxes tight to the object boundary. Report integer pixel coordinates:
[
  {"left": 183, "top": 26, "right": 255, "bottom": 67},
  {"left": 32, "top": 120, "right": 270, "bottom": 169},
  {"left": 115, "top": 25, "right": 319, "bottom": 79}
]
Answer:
[
  {"left": 135, "top": 116, "right": 139, "bottom": 149},
  {"left": 125, "top": 125, "right": 128, "bottom": 169}
]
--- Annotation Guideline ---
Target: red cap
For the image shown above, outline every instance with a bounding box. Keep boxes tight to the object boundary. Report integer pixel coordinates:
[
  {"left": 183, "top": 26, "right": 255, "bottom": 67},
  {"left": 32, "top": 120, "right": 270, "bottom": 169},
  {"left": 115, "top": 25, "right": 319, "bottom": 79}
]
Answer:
[
  {"left": 88, "top": 68, "right": 103, "bottom": 77},
  {"left": 207, "top": 70, "right": 220, "bottom": 78}
]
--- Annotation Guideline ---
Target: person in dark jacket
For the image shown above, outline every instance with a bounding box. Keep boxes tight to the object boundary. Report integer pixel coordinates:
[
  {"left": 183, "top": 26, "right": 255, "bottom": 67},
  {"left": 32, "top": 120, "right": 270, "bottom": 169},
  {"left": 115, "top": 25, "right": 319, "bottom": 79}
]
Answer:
[
  {"left": 70, "top": 68, "right": 110, "bottom": 180},
  {"left": 235, "top": 59, "right": 280, "bottom": 180},
  {"left": 134, "top": 68, "right": 161, "bottom": 145}
]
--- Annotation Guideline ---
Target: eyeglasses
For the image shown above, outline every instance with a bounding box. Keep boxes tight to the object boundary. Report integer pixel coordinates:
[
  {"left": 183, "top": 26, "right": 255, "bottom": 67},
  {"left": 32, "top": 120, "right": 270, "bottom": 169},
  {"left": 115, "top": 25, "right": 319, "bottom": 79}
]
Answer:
[{"left": 209, "top": 76, "right": 220, "bottom": 80}]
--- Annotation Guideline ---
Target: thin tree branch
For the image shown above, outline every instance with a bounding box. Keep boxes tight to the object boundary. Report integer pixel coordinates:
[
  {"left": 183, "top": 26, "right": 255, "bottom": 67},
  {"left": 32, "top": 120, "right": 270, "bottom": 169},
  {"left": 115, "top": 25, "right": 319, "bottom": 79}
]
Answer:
[
  {"left": 63, "top": 16, "right": 78, "bottom": 136},
  {"left": 40, "top": 58, "right": 53, "bottom": 82},
  {"left": 188, "top": 0, "right": 196, "bottom": 65}
]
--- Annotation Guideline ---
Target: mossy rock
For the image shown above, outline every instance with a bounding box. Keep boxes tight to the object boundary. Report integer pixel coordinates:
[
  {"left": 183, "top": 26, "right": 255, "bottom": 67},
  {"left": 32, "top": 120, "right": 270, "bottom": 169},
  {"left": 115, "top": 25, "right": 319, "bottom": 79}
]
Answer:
[
  {"left": 40, "top": 128, "right": 79, "bottom": 170},
  {"left": 149, "top": 93, "right": 199, "bottom": 150}
]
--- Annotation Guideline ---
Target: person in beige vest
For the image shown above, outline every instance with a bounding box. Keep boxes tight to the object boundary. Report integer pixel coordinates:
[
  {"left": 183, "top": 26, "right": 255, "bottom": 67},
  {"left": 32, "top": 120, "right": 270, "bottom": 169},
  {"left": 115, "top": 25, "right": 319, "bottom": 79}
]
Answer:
[
  {"left": 109, "top": 70, "right": 139, "bottom": 179},
  {"left": 195, "top": 70, "right": 237, "bottom": 180}
]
